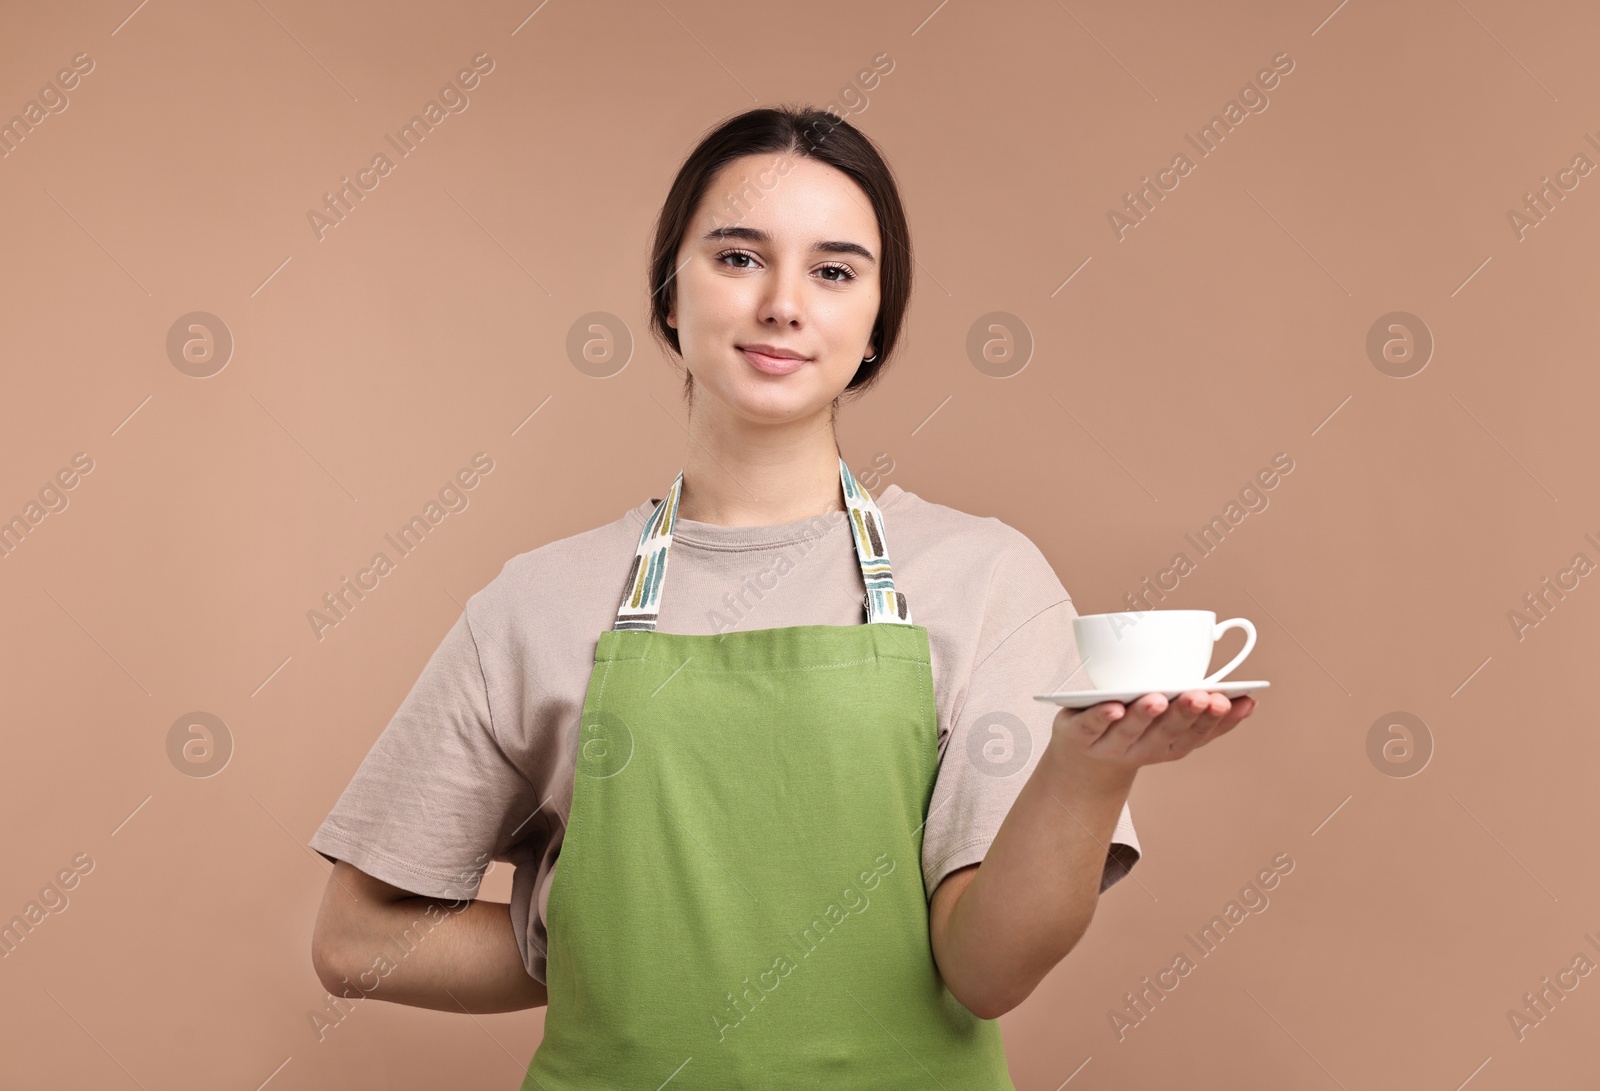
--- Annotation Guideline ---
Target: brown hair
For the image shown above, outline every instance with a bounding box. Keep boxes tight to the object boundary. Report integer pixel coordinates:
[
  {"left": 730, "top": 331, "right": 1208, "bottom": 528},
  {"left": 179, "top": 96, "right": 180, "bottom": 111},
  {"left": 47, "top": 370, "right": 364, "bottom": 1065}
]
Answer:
[{"left": 646, "top": 104, "right": 913, "bottom": 412}]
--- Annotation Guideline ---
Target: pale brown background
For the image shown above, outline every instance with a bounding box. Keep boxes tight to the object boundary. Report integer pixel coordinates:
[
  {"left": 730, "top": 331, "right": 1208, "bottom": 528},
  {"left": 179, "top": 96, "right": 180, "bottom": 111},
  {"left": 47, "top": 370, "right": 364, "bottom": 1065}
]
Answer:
[{"left": 2, "top": 0, "right": 1596, "bottom": 1087}]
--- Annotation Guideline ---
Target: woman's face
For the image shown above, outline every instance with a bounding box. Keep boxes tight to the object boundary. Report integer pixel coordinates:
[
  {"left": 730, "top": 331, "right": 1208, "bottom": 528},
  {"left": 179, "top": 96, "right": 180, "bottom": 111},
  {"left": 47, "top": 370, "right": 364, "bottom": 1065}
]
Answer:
[{"left": 667, "top": 152, "right": 882, "bottom": 427}]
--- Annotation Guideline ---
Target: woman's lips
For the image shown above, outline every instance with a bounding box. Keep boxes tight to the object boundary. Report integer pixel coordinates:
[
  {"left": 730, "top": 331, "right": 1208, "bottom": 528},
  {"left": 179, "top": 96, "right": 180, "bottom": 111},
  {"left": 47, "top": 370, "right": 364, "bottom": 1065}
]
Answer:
[{"left": 739, "top": 347, "right": 808, "bottom": 375}]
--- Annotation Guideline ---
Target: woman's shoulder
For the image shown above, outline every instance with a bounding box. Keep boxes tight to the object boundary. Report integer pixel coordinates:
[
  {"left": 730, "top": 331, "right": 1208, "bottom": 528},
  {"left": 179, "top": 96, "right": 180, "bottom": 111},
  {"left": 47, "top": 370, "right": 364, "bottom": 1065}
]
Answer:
[
  {"left": 498, "top": 502, "right": 646, "bottom": 583},
  {"left": 458, "top": 502, "right": 646, "bottom": 635},
  {"left": 885, "top": 484, "right": 1074, "bottom": 689},
  {"left": 883, "top": 483, "right": 1071, "bottom": 641},
  {"left": 884, "top": 484, "right": 1061, "bottom": 584}
]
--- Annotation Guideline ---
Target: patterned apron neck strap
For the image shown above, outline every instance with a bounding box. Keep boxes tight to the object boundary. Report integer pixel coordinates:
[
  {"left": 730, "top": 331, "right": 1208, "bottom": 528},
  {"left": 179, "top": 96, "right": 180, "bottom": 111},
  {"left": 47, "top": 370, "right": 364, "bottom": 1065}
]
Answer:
[{"left": 613, "top": 456, "right": 912, "bottom": 631}]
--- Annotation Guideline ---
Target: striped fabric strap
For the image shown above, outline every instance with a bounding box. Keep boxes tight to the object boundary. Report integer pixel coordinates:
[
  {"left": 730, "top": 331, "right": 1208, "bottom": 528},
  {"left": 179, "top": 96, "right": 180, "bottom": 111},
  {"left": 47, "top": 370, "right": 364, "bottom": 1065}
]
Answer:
[{"left": 613, "top": 456, "right": 912, "bottom": 631}]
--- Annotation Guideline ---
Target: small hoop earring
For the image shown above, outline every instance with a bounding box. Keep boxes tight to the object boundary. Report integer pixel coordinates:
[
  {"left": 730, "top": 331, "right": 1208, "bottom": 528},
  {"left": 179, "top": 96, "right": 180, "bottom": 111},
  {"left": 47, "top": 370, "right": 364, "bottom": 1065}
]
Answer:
[{"left": 862, "top": 353, "right": 877, "bottom": 364}]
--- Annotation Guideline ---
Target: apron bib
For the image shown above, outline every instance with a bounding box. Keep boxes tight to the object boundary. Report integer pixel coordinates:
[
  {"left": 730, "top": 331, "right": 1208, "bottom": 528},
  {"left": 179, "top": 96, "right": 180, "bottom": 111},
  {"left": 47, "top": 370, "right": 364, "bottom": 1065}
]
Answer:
[{"left": 521, "top": 457, "right": 1015, "bottom": 1089}]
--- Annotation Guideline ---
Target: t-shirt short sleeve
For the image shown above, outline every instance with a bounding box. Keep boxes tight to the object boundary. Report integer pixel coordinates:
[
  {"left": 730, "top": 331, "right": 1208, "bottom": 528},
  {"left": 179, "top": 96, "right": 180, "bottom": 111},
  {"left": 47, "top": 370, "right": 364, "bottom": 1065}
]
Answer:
[
  {"left": 308, "top": 608, "right": 545, "bottom": 901},
  {"left": 919, "top": 536, "right": 1141, "bottom": 902}
]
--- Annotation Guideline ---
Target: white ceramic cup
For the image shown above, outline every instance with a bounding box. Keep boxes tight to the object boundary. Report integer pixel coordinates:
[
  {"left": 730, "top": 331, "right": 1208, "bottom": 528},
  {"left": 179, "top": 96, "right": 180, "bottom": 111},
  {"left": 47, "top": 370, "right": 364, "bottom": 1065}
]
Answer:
[{"left": 1071, "top": 610, "right": 1257, "bottom": 691}]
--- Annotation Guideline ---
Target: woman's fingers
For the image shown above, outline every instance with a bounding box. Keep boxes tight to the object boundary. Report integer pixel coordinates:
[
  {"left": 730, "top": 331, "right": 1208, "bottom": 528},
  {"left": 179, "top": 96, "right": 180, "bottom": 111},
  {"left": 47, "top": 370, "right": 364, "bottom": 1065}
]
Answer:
[
  {"left": 1057, "top": 692, "right": 1258, "bottom": 764},
  {"left": 1205, "top": 696, "right": 1255, "bottom": 739},
  {"left": 1182, "top": 694, "right": 1255, "bottom": 750},
  {"left": 1185, "top": 692, "right": 1230, "bottom": 735},
  {"left": 1061, "top": 701, "right": 1128, "bottom": 744},
  {"left": 1087, "top": 692, "right": 1200, "bottom": 756}
]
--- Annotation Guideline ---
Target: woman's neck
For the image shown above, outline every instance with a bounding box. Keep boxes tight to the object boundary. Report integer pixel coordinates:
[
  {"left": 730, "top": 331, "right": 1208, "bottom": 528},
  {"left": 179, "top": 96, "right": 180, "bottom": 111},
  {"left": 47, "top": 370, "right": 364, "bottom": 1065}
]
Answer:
[{"left": 674, "top": 405, "right": 845, "bottom": 527}]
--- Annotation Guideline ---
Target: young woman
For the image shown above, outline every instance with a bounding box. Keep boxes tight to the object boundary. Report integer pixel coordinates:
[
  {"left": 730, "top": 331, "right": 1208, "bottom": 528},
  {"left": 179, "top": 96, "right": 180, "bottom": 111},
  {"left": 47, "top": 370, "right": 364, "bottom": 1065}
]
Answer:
[{"left": 309, "top": 105, "right": 1257, "bottom": 1089}]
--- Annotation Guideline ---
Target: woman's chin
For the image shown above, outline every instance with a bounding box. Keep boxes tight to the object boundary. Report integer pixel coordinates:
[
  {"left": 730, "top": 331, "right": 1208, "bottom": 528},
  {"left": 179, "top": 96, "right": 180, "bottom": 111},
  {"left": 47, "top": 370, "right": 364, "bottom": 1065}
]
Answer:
[
  {"left": 724, "top": 388, "right": 831, "bottom": 426},
  {"left": 691, "top": 370, "right": 838, "bottom": 426}
]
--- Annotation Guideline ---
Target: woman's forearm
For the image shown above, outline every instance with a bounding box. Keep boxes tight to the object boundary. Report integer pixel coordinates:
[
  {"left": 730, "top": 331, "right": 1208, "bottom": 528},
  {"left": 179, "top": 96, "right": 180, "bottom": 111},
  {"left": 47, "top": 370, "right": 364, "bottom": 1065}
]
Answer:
[
  {"left": 933, "top": 736, "right": 1136, "bottom": 1018},
  {"left": 316, "top": 892, "right": 548, "bottom": 1014}
]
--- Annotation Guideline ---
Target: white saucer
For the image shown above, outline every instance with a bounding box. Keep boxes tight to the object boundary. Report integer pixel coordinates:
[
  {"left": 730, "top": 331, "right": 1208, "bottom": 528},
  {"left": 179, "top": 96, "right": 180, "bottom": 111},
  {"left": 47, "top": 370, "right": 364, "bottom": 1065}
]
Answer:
[{"left": 1034, "top": 680, "right": 1270, "bottom": 709}]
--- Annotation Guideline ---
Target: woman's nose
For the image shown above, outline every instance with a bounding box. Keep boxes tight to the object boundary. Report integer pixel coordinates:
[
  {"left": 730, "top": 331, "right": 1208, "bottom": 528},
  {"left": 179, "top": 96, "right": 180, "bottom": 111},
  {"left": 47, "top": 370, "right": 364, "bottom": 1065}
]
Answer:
[{"left": 757, "top": 266, "right": 807, "bottom": 325}]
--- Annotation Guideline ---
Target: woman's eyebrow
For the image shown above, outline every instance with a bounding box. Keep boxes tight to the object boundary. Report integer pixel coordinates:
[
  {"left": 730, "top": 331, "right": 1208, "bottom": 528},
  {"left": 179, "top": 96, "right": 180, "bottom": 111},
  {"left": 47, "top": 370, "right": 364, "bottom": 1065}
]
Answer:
[{"left": 700, "top": 225, "right": 876, "bottom": 264}]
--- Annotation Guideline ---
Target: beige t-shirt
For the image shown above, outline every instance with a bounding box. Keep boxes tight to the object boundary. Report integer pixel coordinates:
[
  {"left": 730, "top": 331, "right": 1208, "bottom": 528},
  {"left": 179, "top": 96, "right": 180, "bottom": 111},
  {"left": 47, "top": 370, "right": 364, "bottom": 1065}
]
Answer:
[{"left": 309, "top": 483, "right": 1141, "bottom": 985}]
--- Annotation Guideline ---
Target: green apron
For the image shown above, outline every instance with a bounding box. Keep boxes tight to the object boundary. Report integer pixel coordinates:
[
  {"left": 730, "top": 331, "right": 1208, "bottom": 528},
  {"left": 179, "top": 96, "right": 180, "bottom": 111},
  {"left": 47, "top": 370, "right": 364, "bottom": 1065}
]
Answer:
[{"left": 521, "top": 457, "right": 1015, "bottom": 1089}]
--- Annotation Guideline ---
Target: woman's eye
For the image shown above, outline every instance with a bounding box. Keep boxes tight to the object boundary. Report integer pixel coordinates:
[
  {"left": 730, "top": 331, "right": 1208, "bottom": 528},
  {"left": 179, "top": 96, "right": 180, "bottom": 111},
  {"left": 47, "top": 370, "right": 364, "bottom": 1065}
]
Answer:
[{"left": 714, "top": 250, "right": 856, "bottom": 283}]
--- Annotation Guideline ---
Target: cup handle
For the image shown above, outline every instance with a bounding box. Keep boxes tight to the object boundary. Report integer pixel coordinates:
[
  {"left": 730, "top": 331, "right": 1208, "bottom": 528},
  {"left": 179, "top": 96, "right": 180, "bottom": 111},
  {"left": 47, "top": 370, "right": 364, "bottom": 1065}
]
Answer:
[{"left": 1203, "top": 618, "right": 1256, "bottom": 685}]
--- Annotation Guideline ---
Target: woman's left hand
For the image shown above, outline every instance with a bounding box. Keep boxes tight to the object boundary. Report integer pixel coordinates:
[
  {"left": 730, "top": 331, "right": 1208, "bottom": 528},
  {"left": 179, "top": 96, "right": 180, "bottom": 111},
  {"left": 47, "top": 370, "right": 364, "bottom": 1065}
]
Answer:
[{"left": 1051, "top": 691, "right": 1258, "bottom": 776}]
